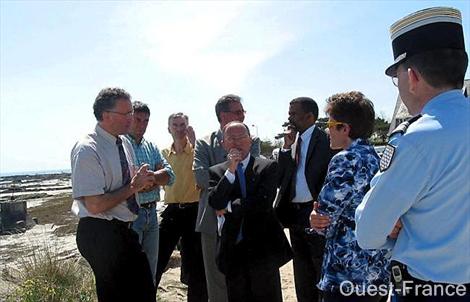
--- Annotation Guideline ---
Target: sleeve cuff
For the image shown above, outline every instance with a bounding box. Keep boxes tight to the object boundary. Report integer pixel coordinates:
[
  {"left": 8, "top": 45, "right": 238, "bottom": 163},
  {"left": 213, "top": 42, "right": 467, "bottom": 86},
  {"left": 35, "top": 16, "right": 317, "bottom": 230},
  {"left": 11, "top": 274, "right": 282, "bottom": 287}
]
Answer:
[{"left": 224, "top": 169, "right": 235, "bottom": 184}]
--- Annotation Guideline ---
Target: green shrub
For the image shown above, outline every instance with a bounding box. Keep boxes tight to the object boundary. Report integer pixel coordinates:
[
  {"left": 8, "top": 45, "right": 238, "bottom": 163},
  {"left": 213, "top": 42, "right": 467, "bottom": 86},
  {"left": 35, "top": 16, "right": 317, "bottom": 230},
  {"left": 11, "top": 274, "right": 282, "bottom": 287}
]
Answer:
[{"left": 5, "top": 245, "right": 96, "bottom": 302}]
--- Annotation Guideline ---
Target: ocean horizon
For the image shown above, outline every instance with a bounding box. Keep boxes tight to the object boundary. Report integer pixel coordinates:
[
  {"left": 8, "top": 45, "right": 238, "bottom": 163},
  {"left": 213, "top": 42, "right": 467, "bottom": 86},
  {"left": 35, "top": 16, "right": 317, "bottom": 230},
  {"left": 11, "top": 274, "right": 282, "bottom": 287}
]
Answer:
[{"left": 0, "top": 169, "right": 71, "bottom": 177}]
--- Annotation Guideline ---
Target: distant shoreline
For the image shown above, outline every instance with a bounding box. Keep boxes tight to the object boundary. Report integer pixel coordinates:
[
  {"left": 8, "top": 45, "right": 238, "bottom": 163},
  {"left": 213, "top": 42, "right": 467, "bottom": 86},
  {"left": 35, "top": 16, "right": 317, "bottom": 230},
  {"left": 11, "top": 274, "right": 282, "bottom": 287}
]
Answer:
[{"left": 0, "top": 169, "right": 71, "bottom": 178}]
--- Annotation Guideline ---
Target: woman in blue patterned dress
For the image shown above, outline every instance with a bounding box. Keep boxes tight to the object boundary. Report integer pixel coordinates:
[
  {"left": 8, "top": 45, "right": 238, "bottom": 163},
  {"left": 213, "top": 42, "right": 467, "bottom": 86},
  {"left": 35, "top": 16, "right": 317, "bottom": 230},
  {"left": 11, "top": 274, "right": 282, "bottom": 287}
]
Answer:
[{"left": 310, "top": 91, "right": 390, "bottom": 302}]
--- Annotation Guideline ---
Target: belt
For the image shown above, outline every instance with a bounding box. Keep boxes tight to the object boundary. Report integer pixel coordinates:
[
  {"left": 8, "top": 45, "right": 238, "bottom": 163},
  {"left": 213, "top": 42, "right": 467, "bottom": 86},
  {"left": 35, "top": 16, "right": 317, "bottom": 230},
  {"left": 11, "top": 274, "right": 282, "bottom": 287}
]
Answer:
[
  {"left": 291, "top": 201, "right": 313, "bottom": 210},
  {"left": 81, "top": 217, "right": 132, "bottom": 229},
  {"left": 168, "top": 202, "right": 198, "bottom": 209},
  {"left": 110, "top": 219, "right": 132, "bottom": 229},
  {"left": 140, "top": 201, "right": 157, "bottom": 209},
  {"left": 391, "top": 260, "right": 470, "bottom": 296}
]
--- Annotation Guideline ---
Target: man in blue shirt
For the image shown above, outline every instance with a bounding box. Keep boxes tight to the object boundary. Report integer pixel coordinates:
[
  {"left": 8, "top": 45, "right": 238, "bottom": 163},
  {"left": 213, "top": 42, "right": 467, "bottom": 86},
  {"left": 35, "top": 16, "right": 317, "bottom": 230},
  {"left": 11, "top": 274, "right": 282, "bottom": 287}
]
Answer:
[
  {"left": 355, "top": 7, "right": 469, "bottom": 301},
  {"left": 128, "top": 101, "right": 175, "bottom": 285}
]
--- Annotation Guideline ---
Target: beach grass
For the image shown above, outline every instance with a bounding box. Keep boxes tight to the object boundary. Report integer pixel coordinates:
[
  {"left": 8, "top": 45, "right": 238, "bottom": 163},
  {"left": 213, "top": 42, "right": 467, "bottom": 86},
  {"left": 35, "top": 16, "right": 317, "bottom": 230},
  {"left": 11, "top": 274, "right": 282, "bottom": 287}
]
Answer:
[{"left": 4, "top": 244, "right": 96, "bottom": 302}]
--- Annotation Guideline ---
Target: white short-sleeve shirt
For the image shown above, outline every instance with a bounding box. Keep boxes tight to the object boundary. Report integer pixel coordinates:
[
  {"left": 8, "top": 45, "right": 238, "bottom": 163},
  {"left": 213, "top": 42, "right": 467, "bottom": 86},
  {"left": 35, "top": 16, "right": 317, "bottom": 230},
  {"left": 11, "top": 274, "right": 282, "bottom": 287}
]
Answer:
[{"left": 70, "top": 124, "right": 137, "bottom": 222}]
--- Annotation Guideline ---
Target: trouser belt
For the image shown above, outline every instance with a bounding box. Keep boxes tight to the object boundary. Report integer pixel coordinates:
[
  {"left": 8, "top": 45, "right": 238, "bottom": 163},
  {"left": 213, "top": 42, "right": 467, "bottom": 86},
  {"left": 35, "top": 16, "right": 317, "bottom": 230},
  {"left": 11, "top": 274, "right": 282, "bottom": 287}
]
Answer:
[
  {"left": 140, "top": 201, "right": 157, "bottom": 209},
  {"left": 81, "top": 217, "right": 132, "bottom": 229},
  {"left": 391, "top": 260, "right": 470, "bottom": 297},
  {"left": 167, "top": 202, "right": 198, "bottom": 209}
]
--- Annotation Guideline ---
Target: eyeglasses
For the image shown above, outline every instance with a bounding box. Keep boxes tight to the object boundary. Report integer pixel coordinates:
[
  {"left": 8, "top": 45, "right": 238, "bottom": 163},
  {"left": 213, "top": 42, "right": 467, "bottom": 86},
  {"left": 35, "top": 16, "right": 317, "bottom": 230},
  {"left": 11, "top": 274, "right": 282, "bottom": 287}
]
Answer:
[
  {"left": 106, "top": 110, "right": 134, "bottom": 117},
  {"left": 325, "top": 120, "right": 347, "bottom": 128},
  {"left": 391, "top": 75, "right": 400, "bottom": 87},
  {"left": 391, "top": 65, "right": 408, "bottom": 87},
  {"left": 225, "top": 110, "right": 246, "bottom": 116}
]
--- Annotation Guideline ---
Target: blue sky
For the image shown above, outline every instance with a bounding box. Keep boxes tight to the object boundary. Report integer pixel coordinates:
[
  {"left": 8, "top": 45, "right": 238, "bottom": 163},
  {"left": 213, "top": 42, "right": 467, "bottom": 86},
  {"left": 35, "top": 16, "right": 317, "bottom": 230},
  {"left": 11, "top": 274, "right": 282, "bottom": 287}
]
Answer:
[{"left": 1, "top": 0, "right": 469, "bottom": 174}]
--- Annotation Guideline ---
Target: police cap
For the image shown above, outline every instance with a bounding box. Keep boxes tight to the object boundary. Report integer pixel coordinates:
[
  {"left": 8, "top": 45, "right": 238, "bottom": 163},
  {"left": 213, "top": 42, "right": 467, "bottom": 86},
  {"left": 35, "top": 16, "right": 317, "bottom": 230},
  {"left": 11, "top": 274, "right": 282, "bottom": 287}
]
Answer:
[{"left": 385, "top": 7, "right": 465, "bottom": 76}]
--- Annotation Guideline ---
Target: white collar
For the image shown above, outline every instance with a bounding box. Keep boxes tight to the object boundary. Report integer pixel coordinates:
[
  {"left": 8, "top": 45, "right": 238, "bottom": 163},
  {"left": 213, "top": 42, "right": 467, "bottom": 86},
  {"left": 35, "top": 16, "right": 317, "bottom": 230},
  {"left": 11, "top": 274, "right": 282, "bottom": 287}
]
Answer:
[
  {"left": 299, "top": 124, "right": 316, "bottom": 141},
  {"left": 239, "top": 153, "right": 251, "bottom": 171}
]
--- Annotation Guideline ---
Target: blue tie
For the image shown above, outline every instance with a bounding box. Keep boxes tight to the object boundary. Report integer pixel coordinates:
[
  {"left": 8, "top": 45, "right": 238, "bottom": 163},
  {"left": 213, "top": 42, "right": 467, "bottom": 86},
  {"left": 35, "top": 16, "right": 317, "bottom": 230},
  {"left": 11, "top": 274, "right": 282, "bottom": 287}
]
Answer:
[
  {"left": 237, "top": 163, "right": 247, "bottom": 198},
  {"left": 236, "top": 162, "right": 246, "bottom": 243},
  {"left": 116, "top": 137, "right": 140, "bottom": 214}
]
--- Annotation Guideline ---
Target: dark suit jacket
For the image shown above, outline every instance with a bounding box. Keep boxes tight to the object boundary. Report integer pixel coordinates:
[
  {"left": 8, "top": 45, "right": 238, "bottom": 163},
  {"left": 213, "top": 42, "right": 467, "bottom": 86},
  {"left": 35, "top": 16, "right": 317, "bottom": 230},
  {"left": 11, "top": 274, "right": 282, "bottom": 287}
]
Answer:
[
  {"left": 276, "top": 126, "right": 334, "bottom": 228},
  {"left": 208, "top": 156, "right": 293, "bottom": 275}
]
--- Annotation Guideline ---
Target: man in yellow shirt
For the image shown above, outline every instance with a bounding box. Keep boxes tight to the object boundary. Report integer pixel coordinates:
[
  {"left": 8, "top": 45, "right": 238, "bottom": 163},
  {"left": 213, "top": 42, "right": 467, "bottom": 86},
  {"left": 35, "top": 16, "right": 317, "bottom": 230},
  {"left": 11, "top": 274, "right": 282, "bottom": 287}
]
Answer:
[{"left": 156, "top": 112, "right": 207, "bottom": 301}]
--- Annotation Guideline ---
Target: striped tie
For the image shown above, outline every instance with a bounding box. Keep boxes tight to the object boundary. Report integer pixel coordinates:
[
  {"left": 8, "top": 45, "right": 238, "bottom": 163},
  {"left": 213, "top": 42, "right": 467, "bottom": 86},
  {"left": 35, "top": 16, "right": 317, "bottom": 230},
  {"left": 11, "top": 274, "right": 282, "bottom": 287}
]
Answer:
[{"left": 116, "top": 137, "right": 139, "bottom": 214}]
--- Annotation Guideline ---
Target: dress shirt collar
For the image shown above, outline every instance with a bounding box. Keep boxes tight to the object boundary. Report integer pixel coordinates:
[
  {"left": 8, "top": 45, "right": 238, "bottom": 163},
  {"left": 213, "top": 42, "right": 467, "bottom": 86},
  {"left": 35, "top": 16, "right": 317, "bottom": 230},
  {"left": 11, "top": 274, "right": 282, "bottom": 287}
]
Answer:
[
  {"left": 239, "top": 153, "right": 251, "bottom": 172},
  {"left": 299, "top": 124, "right": 316, "bottom": 142},
  {"left": 126, "top": 134, "right": 146, "bottom": 146},
  {"left": 169, "top": 138, "right": 192, "bottom": 155},
  {"left": 95, "top": 123, "right": 118, "bottom": 144}
]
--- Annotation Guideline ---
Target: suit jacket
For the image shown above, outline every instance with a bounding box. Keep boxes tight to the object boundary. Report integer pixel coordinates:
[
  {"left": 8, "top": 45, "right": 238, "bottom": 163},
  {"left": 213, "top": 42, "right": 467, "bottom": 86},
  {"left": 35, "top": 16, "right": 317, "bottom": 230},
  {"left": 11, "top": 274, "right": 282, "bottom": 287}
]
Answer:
[
  {"left": 276, "top": 126, "right": 334, "bottom": 228},
  {"left": 193, "top": 129, "right": 260, "bottom": 234},
  {"left": 208, "top": 157, "right": 293, "bottom": 275}
]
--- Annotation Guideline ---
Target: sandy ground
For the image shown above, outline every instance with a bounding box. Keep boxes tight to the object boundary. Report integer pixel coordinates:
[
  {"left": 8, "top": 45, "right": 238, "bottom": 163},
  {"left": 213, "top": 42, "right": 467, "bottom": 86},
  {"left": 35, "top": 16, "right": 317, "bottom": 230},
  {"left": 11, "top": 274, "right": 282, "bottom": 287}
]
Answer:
[
  {"left": 0, "top": 181, "right": 298, "bottom": 301},
  {"left": 157, "top": 237, "right": 296, "bottom": 302}
]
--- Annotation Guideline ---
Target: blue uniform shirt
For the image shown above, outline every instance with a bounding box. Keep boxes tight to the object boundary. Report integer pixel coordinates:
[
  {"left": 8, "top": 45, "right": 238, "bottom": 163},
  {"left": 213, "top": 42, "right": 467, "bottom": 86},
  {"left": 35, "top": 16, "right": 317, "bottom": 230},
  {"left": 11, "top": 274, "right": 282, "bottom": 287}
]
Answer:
[
  {"left": 317, "top": 139, "right": 390, "bottom": 293},
  {"left": 127, "top": 135, "right": 175, "bottom": 205},
  {"left": 355, "top": 90, "right": 470, "bottom": 284}
]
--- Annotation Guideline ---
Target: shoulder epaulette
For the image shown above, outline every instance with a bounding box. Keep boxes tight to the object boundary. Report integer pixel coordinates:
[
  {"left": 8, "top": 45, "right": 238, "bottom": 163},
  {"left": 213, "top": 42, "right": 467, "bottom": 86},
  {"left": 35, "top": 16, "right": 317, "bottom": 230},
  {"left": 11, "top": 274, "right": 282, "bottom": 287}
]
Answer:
[{"left": 389, "top": 114, "right": 422, "bottom": 138}]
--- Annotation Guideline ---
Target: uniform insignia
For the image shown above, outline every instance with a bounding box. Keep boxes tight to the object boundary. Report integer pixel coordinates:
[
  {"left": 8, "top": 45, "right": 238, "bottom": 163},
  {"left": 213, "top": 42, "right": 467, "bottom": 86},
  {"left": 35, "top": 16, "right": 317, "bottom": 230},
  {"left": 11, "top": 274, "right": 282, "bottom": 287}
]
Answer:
[{"left": 380, "top": 144, "right": 396, "bottom": 172}]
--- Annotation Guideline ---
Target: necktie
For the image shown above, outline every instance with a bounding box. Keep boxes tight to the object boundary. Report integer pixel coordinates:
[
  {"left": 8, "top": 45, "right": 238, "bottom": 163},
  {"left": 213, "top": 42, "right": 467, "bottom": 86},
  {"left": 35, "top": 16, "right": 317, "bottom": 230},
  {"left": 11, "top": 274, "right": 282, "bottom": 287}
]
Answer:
[
  {"left": 236, "top": 162, "right": 246, "bottom": 243},
  {"left": 236, "top": 163, "right": 247, "bottom": 198},
  {"left": 295, "top": 136, "right": 302, "bottom": 166},
  {"left": 116, "top": 137, "right": 139, "bottom": 214},
  {"left": 290, "top": 136, "right": 302, "bottom": 201}
]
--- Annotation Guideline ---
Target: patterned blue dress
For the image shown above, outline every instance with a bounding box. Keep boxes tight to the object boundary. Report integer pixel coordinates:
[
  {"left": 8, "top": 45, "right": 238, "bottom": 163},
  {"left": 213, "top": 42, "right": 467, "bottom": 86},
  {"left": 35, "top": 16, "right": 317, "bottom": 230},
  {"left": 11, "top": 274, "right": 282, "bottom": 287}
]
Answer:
[{"left": 317, "top": 139, "right": 390, "bottom": 293}]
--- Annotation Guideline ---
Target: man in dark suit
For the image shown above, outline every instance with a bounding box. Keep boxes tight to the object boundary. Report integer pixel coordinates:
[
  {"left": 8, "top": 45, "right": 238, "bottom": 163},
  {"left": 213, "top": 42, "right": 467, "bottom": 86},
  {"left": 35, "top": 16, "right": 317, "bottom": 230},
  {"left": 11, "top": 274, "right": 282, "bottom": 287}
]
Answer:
[
  {"left": 276, "top": 97, "right": 334, "bottom": 302},
  {"left": 208, "top": 121, "right": 292, "bottom": 302}
]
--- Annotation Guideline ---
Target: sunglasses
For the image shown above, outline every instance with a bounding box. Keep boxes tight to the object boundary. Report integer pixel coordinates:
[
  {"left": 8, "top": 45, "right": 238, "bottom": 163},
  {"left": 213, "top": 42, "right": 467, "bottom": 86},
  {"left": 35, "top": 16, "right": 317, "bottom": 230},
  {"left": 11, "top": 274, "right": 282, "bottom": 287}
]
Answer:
[{"left": 325, "top": 120, "right": 347, "bottom": 128}]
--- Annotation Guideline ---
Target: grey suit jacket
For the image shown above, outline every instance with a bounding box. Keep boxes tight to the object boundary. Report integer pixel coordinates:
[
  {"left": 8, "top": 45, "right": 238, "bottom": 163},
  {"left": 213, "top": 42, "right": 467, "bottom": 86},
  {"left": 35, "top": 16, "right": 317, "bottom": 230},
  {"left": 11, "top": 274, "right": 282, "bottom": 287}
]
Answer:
[{"left": 193, "top": 129, "right": 260, "bottom": 234}]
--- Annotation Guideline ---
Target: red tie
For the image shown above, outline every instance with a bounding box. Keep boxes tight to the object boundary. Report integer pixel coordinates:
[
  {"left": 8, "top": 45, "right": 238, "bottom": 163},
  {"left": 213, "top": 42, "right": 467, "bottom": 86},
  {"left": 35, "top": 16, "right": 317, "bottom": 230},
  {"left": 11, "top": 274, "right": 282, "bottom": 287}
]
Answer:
[{"left": 295, "top": 136, "right": 302, "bottom": 166}]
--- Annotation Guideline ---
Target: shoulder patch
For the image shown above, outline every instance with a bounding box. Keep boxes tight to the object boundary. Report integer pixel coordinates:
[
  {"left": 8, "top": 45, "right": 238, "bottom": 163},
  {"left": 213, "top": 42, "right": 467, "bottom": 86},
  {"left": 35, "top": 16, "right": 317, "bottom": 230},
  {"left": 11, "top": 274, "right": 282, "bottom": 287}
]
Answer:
[{"left": 380, "top": 144, "right": 396, "bottom": 172}]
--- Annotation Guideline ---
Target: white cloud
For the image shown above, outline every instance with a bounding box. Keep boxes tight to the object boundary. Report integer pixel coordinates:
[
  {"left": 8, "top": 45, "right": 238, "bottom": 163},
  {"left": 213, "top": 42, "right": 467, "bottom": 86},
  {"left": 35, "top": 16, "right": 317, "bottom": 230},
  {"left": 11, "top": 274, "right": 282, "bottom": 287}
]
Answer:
[{"left": 119, "top": 2, "right": 297, "bottom": 91}]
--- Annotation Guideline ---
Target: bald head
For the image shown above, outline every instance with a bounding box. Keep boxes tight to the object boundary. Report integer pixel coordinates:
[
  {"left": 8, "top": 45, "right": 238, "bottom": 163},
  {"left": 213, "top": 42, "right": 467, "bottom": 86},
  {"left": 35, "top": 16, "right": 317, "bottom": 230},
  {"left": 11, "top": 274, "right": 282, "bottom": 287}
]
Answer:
[
  {"left": 223, "top": 121, "right": 250, "bottom": 137},
  {"left": 222, "top": 122, "right": 252, "bottom": 159}
]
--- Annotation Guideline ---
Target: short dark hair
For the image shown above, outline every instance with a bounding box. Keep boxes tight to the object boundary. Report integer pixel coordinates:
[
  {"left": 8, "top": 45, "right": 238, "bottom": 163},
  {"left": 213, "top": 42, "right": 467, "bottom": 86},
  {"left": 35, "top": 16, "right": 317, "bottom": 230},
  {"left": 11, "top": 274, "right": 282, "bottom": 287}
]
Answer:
[
  {"left": 133, "top": 101, "right": 150, "bottom": 116},
  {"left": 290, "top": 97, "right": 319, "bottom": 120},
  {"left": 403, "top": 49, "right": 468, "bottom": 89},
  {"left": 222, "top": 121, "right": 251, "bottom": 138},
  {"left": 93, "top": 87, "right": 131, "bottom": 121},
  {"left": 168, "top": 112, "right": 189, "bottom": 126},
  {"left": 326, "top": 91, "right": 375, "bottom": 140},
  {"left": 215, "top": 94, "right": 242, "bottom": 122}
]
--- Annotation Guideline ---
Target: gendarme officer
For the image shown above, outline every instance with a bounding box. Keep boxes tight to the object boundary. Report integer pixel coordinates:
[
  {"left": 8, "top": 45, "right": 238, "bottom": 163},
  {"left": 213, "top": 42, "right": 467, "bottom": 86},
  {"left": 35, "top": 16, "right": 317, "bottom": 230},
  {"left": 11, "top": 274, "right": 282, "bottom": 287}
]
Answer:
[{"left": 355, "top": 7, "right": 469, "bottom": 301}]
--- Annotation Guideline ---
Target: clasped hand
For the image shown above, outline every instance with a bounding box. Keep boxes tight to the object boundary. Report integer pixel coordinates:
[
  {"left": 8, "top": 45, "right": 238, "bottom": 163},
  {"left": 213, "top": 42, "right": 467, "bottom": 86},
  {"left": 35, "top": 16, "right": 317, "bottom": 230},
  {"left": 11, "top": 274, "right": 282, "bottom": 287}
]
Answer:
[
  {"left": 309, "top": 202, "right": 331, "bottom": 232},
  {"left": 227, "top": 148, "right": 242, "bottom": 173},
  {"left": 130, "top": 164, "right": 155, "bottom": 192}
]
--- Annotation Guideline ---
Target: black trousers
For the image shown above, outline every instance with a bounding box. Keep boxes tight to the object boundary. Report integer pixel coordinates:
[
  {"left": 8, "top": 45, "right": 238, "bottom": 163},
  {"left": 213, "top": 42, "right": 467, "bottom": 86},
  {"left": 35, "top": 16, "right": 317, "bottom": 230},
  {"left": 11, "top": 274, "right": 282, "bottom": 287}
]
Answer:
[
  {"left": 155, "top": 203, "right": 207, "bottom": 302},
  {"left": 289, "top": 204, "right": 325, "bottom": 302},
  {"left": 225, "top": 262, "right": 283, "bottom": 302},
  {"left": 76, "top": 217, "right": 155, "bottom": 302}
]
